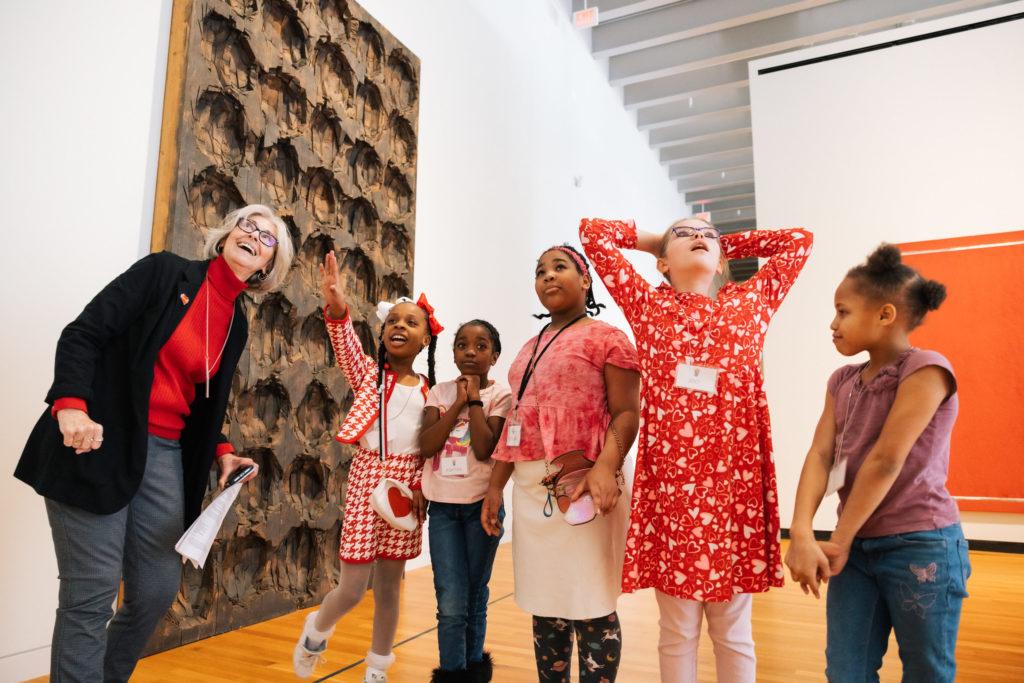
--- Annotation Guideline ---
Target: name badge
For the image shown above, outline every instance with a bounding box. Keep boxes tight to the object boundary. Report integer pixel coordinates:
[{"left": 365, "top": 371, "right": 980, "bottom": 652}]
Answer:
[
  {"left": 506, "top": 423, "right": 522, "bottom": 447},
  {"left": 825, "top": 456, "right": 847, "bottom": 497},
  {"left": 675, "top": 363, "right": 719, "bottom": 395},
  {"left": 441, "top": 455, "right": 470, "bottom": 477}
]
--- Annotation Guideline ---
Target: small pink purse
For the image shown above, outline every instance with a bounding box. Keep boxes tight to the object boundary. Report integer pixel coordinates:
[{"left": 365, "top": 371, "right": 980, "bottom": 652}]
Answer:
[{"left": 541, "top": 449, "right": 597, "bottom": 526}]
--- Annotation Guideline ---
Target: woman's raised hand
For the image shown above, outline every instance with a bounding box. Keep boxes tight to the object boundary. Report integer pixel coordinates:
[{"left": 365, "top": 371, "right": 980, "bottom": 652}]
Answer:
[{"left": 319, "top": 251, "right": 348, "bottom": 319}]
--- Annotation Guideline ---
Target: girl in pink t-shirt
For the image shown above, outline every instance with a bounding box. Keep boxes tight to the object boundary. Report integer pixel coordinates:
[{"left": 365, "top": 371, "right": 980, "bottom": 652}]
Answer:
[
  {"left": 786, "top": 245, "right": 967, "bottom": 682},
  {"left": 418, "top": 319, "right": 512, "bottom": 682}
]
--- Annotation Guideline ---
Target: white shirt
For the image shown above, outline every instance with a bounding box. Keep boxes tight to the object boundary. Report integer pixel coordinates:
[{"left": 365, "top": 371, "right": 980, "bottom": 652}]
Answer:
[{"left": 360, "top": 379, "right": 425, "bottom": 455}]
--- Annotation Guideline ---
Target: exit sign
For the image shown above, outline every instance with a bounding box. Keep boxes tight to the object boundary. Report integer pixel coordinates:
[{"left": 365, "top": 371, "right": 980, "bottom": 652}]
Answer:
[{"left": 574, "top": 6, "right": 599, "bottom": 28}]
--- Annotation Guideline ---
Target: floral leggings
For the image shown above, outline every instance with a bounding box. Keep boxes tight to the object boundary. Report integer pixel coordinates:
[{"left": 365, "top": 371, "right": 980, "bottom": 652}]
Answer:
[{"left": 532, "top": 612, "right": 622, "bottom": 682}]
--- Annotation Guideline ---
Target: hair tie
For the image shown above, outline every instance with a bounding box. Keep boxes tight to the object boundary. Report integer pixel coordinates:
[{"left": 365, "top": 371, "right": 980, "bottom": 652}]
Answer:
[
  {"left": 415, "top": 293, "right": 445, "bottom": 336},
  {"left": 375, "top": 295, "right": 444, "bottom": 336},
  {"left": 546, "top": 245, "right": 588, "bottom": 274},
  {"left": 375, "top": 297, "right": 412, "bottom": 324}
]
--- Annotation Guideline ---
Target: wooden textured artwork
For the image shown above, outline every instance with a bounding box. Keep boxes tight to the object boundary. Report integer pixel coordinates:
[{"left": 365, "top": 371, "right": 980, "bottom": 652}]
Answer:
[{"left": 148, "top": 0, "right": 418, "bottom": 653}]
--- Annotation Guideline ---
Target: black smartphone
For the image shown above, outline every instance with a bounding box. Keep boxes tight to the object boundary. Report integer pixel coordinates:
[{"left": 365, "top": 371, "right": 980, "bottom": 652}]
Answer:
[{"left": 226, "top": 464, "right": 255, "bottom": 487}]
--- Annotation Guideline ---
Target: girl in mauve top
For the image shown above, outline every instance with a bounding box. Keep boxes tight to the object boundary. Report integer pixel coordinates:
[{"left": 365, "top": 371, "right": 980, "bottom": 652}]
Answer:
[{"left": 786, "top": 245, "right": 967, "bottom": 682}]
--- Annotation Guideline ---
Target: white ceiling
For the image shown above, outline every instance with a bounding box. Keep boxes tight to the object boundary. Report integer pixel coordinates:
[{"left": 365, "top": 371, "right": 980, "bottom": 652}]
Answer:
[{"left": 573, "top": 0, "right": 1013, "bottom": 234}]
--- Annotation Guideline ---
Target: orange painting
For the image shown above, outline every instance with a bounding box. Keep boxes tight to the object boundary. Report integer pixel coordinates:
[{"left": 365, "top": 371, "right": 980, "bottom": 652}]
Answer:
[{"left": 899, "top": 231, "right": 1024, "bottom": 513}]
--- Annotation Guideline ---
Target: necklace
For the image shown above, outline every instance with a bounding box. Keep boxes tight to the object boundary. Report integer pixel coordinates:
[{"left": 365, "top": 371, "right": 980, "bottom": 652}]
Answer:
[
  {"left": 384, "top": 381, "right": 419, "bottom": 422},
  {"left": 375, "top": 376, "right": 421, "bottom": 462},
  {"left": 204, "top": 281, "right": 234, "bottom": 398},
  {"left": 835, "top": 374, "right": 866, "bottom": 463}
]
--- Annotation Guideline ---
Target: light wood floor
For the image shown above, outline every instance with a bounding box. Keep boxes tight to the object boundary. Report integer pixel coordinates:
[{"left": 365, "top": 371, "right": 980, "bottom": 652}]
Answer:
[{"left": 26, "top": 542, "right": 1024, "bottom": 682}]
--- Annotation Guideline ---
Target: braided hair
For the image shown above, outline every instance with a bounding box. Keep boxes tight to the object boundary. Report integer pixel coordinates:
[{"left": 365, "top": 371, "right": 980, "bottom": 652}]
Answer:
[
  {"left": 846, "top": 244, "right": 947, "bottom": 330},
  {"left": 455, "top": 319, "right": 502, "bottom": 355},
  {"left": 534, "top": 244, "right": 606, "bottom": 320}
]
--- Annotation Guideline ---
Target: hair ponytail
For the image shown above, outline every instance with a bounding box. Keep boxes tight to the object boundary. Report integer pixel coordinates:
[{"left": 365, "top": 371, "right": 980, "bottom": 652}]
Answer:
[{"left": 847, "top": 244, "right": 947, "bottom": 330}]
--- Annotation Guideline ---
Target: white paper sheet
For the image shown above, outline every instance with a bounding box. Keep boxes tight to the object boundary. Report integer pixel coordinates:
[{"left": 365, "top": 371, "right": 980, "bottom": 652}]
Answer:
[{"left": 175, "top": 483, "right": 243, "bottom": 569}]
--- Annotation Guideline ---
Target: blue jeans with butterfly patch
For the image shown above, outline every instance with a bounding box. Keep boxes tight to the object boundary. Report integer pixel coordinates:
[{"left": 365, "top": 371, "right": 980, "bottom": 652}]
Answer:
[{"left": 825, "top": 523, "right": 970, "bottom": 682}]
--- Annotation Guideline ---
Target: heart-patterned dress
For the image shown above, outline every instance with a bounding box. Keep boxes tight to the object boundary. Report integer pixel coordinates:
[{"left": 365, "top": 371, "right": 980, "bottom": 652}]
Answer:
[{"left": 580, "top": 218, "right": 813, "bottom": 602}]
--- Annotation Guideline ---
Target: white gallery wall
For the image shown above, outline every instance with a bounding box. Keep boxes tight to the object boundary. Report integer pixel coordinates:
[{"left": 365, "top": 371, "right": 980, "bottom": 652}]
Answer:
[
  {"left": 750, "top": 3, "right": 1024, "bottom": 541},
  {"left": 354, "top": 0, "right": 683, "bottom": 570},
  {"left": 0, "top": 0, "right": 682, "bottom": 677}
]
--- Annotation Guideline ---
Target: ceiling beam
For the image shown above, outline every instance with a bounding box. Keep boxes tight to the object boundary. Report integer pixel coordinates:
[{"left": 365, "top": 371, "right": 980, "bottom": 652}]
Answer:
[
  {"left": 592, "top": 0, "right": 837, "bottom": 57},
  {"left": 716, "top": 218, "right": 757, "bottom": 233},
  {"left": 694, "top": 195, "right": 755, "bottom": 213},
  {"left": 573, "top": 0, "right": 681, "bottom": 23},
  {"left": 624, "top": 61, "right": 750, "bottom": 110},
  {"left": 662, "top": 146, "right": 752, "bottom": 171},
  {"left": 686, "top": 182, "right": 755, "bottom": 205},
  {"left": 649, "top": 107, "right": 751, "bottom": 148},
  {"left": 661, "top": 129, "right": 752, "bottom": 162},
  {"left": 638, "top": 87, "right": 750, "bottom": 130},
  {"left": 608, "top": 0, "right": 997, "bottom": 86},
  {"left": 677, "top": 166, "right": 755, "bottom": 193},
  {"left": 667, "top": 154, "right": 757, "bottom": 180},
  {"left": 673, "top": 162, "right": 754, "bottom": 186},
  {"left": 710, "top": 206, "right": 756, "bottom": 224}
]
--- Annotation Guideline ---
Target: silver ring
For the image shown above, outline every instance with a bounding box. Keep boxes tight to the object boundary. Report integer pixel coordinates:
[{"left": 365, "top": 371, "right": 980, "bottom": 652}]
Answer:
[{"left": 93, "top": 437, "right": 103, "bottom": 442}]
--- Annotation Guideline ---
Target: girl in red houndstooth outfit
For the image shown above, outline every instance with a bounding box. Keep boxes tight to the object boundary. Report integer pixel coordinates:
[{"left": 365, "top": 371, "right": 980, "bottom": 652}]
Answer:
[
  {"left": 580, "top": 216, "right": 812, "bottom": 682},
  {"left": 292, "top": 251, "right": 443, "bottom": 682}
]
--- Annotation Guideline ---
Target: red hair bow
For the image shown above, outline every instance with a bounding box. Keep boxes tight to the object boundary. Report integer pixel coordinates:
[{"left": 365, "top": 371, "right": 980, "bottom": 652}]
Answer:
[{"left": 416, "top": 293, "right": 444, "bottom": 336}]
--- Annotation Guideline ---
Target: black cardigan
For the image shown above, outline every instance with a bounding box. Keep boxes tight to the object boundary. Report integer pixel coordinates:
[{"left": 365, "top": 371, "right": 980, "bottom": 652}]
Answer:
[{"left": 14, "top": 252, "right": 249, "bottom": 526}]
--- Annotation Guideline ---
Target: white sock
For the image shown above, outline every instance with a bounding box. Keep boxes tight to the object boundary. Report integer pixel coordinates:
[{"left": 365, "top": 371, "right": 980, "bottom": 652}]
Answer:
[
  {"left": 365, "top": 650, "right": 396, "bottom": 671},
  {"left": 304, "top": 612, "right": 334, "bottom": 650}
]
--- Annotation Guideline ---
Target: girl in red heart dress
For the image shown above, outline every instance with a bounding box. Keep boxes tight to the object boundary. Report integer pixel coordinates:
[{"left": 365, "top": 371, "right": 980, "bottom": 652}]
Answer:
[{"left": 581, "top": 216, "right": 812, "bottom": 682}]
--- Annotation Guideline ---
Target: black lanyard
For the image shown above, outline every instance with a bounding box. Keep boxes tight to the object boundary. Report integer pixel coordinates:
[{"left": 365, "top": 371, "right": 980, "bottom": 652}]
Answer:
[{"left": 516, "top": 313, "right": 587, "bottom": 405}]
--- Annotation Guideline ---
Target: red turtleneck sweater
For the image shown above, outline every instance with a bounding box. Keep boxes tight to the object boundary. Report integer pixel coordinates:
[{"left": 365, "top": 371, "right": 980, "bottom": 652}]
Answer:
[{"left": 52, "top": 256, "right": 246, "bottom": 455}]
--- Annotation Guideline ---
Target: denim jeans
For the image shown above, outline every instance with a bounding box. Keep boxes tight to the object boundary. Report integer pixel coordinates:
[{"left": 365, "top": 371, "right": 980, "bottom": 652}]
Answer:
[
  {"left": 46, "top": 434, "right": 185, "bottom": 683},
  {"left": 428, "top": 499, "right": 504, "bottom": 671},
  {"left": 825, "top": 523, "right": 971, "bottom": 682}
]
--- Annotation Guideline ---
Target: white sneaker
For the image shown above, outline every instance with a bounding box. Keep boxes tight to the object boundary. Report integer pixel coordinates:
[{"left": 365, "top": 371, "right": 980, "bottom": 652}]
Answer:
[
  {"left": 362, "top": 651, "right": 395, "bottom": 682},
  {"left": 292, "top": 612, "right": 333, "bottom": 679}
]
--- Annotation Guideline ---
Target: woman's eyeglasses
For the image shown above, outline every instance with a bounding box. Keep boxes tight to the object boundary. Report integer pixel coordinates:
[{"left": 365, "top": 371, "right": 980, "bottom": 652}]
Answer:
[
  {"left": 237, "top": 217, "right": 278, "bottom": 248},
  {"left": 671, "top": 225, "right": 721, "bottom": 240}
]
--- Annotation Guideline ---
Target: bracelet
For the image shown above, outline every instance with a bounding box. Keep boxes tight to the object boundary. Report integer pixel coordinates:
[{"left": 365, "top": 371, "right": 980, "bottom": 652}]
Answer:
[
  {"left": 608, "top": 424, "right": 626, "bottom": 468},
  {"left": 467, "top": 400, "right": 484, "bottom": 408}
]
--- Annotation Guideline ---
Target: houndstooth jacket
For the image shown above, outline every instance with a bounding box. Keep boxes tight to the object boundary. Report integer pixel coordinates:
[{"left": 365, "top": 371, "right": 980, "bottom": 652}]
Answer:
[{"left": 324, "top": 307, "right": 429, "bottom": 448}]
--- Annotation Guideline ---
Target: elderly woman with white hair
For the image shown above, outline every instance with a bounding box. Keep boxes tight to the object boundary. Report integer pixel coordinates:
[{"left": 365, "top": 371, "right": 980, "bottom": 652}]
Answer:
[{"left": 15, "top": 204, "right": 294, "bottom": 682}]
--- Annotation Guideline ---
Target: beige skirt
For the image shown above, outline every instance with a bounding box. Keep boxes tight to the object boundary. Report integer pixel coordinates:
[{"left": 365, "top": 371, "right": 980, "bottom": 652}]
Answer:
[{"left": 511, "top": 459, "right": 629, "bottom": 620}]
